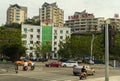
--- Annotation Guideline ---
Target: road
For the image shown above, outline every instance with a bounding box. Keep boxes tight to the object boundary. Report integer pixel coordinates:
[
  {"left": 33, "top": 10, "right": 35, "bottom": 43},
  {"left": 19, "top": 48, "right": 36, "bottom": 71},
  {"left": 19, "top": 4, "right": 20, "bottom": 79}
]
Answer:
[{"left": 0, "top": 62, "right": 120, "bottom": 81}]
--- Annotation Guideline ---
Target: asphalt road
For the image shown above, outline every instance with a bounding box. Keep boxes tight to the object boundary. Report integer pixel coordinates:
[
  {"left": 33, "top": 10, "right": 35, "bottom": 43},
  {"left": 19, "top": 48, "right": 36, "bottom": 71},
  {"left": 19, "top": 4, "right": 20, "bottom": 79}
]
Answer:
[{"left": 0, "top": 62, "right": 120, "bottom": 81}]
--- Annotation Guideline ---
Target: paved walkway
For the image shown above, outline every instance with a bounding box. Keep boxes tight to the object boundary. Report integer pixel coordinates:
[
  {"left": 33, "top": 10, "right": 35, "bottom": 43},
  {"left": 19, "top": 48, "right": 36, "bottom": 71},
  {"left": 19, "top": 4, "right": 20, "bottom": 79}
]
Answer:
[{"left": 82, "top": 76, "right": 120, "bottom": 81}]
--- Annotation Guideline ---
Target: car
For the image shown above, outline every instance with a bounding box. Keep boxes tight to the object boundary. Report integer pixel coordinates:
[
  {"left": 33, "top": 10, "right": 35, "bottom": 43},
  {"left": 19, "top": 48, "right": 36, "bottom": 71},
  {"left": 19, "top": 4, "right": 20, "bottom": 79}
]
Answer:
[
  {"left": 61, "top": 61, "right": 78, "bottom": 67},
  {"left": 89, "top": 60, "right": 94, "bottom": 64},
  {"left": 58, "top": 59, "right": 68, "bottom": 62},
  {"left": 73, "top": 65, "right": 95, "bottom": 76},
  {"left": 15, "top": 60, "right": 32, "bottom": 66},
  {"left": 45, "top": 62, "right": 61, "bottom": 67},
  {"left": 38, "top": 58, "right": 48, "bottom": 62}
]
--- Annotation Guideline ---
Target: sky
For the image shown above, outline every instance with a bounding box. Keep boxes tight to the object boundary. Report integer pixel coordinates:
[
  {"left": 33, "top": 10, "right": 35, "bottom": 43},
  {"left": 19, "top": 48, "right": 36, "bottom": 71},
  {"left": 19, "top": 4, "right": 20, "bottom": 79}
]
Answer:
[{"left": 0, "top": 0, "right": 120, "bottom": 26}]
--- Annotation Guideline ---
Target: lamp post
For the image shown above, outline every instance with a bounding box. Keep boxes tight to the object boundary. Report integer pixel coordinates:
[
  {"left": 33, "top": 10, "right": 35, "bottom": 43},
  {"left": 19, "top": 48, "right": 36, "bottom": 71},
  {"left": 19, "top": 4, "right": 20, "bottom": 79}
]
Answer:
[
  {"left": 90, "top": 34, "right": 95, "bottom": 60},
  {"left": 105, "top": 24, "right": 109, "bottom": 81}
]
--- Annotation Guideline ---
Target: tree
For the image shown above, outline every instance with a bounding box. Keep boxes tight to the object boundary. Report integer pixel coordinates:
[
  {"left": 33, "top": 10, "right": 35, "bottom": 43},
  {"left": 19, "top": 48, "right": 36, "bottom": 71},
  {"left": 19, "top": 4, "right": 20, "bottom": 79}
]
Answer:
[
  {"left": 1, "top": 44, "right": 26, "bottom": 61},
  {"left": 5, "top": 23, "right": 21, "bottom": 28},
  {"left": 58, "top": 36, "right": 92, "bottom": 59},
  {"left": 110, "top": 32, "right": 120, "bottom": 60},
  {"left": 93, "top": 34, "right": 104, "bottom": 61},
  {"left": 42, "top": 44, "right": 51, "bottom": 59},
  {"left": 34, "top": 42, "right": 42, "bottom": 57},
  {"left": 24, "top": 18, "right": 40, "bottom": 25},
  {"left": 0, "top": 28, "right": 26, "bottom": 61}
]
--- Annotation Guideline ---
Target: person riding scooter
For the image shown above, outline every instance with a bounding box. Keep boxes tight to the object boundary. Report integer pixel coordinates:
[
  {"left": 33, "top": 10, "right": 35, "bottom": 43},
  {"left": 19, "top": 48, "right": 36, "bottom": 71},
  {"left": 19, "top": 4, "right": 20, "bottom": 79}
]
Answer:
[
  {"left": 23, "top": 60, "right": 28, "bottom": 71},
  {"left": 30, "top": 62, "right": 35, "bottom": 70},
  {"left": 80, "top": 66, "right": 87, "bottom": 79}
]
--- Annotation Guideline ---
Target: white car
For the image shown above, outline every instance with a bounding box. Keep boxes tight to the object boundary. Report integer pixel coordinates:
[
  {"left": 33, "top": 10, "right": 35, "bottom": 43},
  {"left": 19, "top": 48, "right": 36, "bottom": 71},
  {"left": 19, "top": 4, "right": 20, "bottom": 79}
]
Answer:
[{"left": 61, "top": 61, "right": 78, "bottom": 67}]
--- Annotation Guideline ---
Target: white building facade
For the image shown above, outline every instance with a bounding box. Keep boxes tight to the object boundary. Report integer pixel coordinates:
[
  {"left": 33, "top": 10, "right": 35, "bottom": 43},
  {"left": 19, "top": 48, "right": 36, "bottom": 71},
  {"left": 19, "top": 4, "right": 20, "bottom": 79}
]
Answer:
[{"left": 21, "top": 24, "right": 71, "bottom": 59}]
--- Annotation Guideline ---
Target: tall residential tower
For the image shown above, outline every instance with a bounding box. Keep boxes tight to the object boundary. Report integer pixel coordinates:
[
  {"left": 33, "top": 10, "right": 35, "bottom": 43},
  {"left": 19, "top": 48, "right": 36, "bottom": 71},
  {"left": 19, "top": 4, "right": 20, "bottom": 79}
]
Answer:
[
  {"left": 7, "top": 4, "right": 27, "bottom": 24},
  {"left": 39, "top": 2, "right": 64, "bottom": 27}
]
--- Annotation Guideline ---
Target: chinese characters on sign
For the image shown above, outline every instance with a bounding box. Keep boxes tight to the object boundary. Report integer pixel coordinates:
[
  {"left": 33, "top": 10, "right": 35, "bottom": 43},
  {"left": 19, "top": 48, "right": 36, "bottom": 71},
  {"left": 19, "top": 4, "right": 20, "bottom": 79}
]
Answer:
[{"left": 68, "top": 13, "right": 94, "bottom": 20}]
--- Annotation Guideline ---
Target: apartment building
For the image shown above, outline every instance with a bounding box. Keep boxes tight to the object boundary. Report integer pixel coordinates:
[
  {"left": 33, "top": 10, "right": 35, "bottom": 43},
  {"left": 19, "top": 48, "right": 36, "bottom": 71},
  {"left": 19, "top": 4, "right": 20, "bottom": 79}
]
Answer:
[
  {"left": 21, "top": 24, "right": 71, "bottom": 59},
  {"left": 106, "top": 18, "right": 120, "bottom": 31},
  {"left": 64, "top": 10, "right": 104, "bottom": 33},
  {"left": 39, "top": 2, "right": 64, "bottom": 27},
  {"left": 7, "top": 4, "right": 27, "bottom": 24}
]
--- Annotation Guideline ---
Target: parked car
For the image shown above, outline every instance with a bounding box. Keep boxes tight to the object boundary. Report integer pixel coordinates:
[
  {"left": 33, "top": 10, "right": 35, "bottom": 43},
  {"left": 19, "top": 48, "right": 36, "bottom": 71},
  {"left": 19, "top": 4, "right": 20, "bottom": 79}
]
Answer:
[
  {"left": 89, "top": 60, "right": 94, "bottom": 64},
  {"left": 73, "top": 65, "right": 95, "bottom": 76},
  {"left": 94, "top": 60, "right": 104, "bottom": 64},
  {"left": 58, "top": 59, "right": 68, "bottom": 62},
  {"left": 61, "top": 61, "right": 78, "bottom": 67},
  {"left": 15, "top": 60, "right": 32, "bottom": 66},
  {"left": 38, "top": 58, "right": 48, "bottom": 62},
  {"left": 45, "top": 62, "right": 61, "bottom": 67}
]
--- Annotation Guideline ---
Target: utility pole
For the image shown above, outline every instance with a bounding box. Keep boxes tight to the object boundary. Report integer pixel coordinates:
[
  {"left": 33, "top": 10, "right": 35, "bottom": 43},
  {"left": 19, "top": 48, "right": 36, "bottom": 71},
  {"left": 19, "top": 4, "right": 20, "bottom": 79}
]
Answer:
[
  {"left": 105, "top": 24, "right": 109, "bottom": 81},
  {"left": 91, "top": 34, "right": 94, "bottom": 60}
]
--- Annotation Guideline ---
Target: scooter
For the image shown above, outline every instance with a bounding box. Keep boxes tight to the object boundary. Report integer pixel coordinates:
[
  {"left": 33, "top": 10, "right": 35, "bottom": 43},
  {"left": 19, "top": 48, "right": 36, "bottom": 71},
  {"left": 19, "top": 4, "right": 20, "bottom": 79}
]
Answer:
[
  {"left": 23, "top": 66, "right": 28, "bottom": 71},
  {"left": 79, "top": 72, "right": 87, "bottom": 80},
  {"left": 30, "top": 65, "right": 35, "bottom": 70}
]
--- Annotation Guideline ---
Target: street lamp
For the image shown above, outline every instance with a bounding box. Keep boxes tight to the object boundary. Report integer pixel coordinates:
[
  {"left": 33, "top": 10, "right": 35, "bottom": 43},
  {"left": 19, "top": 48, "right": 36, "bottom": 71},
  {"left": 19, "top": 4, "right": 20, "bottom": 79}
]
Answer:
[
  {"left": 90, "top": 34, "right": 95, "bottom": 61},
  {"left": 105, "top": 24, "right": 109, "bottom": 81}
]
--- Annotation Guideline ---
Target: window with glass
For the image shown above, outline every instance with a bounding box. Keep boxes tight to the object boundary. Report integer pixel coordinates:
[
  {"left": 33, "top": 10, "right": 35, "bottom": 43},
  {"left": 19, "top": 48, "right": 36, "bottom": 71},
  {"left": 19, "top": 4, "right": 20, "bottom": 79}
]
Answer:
[
  {"left": 37, "top": 29, "right": 40, "bottom": 32},
  {"left": 36, "top": 41, "right": 40, "bottom": 44},
  {"left": 24, "top": 28, "right": 27, "bottom": 32},
  {"left": 54, "top": 42, "right": 57, "bottom": 45},
  {"left": 54, "top": 30, "right": 57, "bottom": 33},
  {"left": 54, "top": 36, "right": 57, "bottom": 39},
  {"left": 30, "top": 41, "right": 33, "bottom": 44},
  {"left": 66, "top": 30, "right": 69, "bottom": 34},
  {"left": 30, "top": 35, "right": 33, "bottom": 38},
  {"left": 60, "top": 36, "right": 63, "bottom": 39},
  {"left": 30, "top": 29, "right": 33, "bottom": 32},
  {"left": 30, "top": 47, "right": 33, "bottom": 50},
  {"left": 54, "top": 47, "right": 57, "bottom": 51},
  {"left": 37, "top": 35, "right": 40, "bottom": 38},
  {"left": 60, "top": 30, "right": 63, "bottom": 34}
]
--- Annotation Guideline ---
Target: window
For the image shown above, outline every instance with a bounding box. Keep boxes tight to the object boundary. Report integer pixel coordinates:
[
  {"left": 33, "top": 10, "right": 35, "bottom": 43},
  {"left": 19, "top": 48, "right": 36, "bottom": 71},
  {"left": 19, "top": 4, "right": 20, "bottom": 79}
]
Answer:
[
  {"left": 60, "top": 30, "right": 63, "bottom": 34},
  {"left": 54, "top": 36, "right": 57, "bottom": 39},
  {"left": 54, "top": 30, "right": 57, "bottom": 33},
  {"left": 66, "top": 31, "right": 69, "bottom": 34},
  {"left": 30, "top": 41, "right": 33, "bottom": 44},
  {"left": 30, "top": 47, "right": 33, "bottom": 50},
  {"left": 30, "top": 29, "right": 33, "bottom": 32},
  {"left": 54, "top": 42, "right": 57, "bottom": 45},
  {"left": 30, "top": 35, "right": 33, "bottom": 38},
  {"left": 81, "top": 28, "right": 85, "bottom": 30},
  {"left": 60, "top": 36, "right": 63, "bottom": 39},
  {"left": 37, "top": 29, "right": 40, "bottom": 32},
  {"left": 36, "top": 41, "right": 40, "bottom": 44},
  {"left": 24, "top": 28, "right": 27, "bottom": 32},
  {"left": 54, "top": 47, "right": 57, "bottom": 51},
  {"left": 37, "top": 35, "right": 40, "bottom": 38}
]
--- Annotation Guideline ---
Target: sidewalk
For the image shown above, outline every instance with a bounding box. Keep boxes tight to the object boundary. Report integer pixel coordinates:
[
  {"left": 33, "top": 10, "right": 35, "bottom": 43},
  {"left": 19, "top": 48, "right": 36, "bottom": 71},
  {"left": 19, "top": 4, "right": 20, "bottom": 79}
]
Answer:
[{"left": 83, "top": 76, "right": 120, "bottom": 81}]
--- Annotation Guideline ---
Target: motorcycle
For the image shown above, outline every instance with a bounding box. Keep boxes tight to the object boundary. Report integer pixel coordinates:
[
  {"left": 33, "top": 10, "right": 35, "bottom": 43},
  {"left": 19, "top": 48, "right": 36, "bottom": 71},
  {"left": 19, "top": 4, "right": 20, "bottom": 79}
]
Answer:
[
  {"left": 23, "top": 66, "right": 28, "bottom": 71},
  {"left": 79, "top": 72, "right": 87, "bottom": 80},
  {"left": 30, "top": 65, "right": 35, "bottom": 70}
]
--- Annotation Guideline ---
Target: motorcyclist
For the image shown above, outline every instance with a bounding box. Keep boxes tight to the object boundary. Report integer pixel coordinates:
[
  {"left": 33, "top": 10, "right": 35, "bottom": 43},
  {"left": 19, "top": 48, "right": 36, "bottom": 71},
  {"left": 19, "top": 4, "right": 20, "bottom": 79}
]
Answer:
[
  {"left": 23, "top": 59, "right": 28, "bottom": 71},
  {"left": 30, "top": 62, "right": 35, "bottom": 70},
  {"left": 81, "top": 66, "right": 87, "bottom": 79}
]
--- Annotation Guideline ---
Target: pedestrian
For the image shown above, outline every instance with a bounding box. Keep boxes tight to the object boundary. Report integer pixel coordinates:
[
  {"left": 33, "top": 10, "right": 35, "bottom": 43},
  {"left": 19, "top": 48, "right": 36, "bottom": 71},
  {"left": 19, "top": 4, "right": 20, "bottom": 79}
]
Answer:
[{"left": 15, "top": 64, "right": 18, "bottom": 73}]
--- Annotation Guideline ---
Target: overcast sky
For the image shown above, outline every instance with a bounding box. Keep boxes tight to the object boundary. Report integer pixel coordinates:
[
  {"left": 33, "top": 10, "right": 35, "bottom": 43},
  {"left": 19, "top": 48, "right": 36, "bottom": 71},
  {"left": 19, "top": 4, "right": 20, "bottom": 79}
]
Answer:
[{"left": 0, "top": 0, "right": 120, "bottom": 26}]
